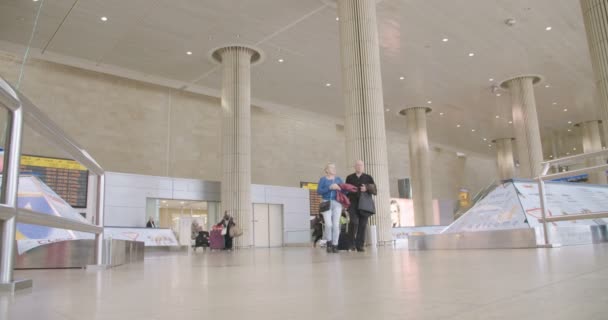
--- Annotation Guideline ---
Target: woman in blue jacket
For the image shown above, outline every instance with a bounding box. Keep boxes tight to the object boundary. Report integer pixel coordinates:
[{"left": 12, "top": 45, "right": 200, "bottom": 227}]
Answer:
[{"left": 317, "top": 162, "right": 344, "bottom": 253}]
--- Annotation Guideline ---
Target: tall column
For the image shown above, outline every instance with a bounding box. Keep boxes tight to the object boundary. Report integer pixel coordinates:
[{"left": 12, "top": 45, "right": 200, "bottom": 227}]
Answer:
[
  {"left": 500, "top": 76, "right": 544, "bottom": 178},
  {"left": 337, "top": 0, "right": 393, "bottom": 242},
  {"left": 581, "top": 0, "right": 608, "bottom": 142},
  {"left": 493, "top": 138, "right": 516, "bottom": 181},
  {"left": 211, "top": 46, "right": 262, "bottom": 248},
  {"left": 577, "top": 120, "right": 607, "bottom": 184},
  {"left": 400, "top": 107, "right": 433, "bottom": 226}
]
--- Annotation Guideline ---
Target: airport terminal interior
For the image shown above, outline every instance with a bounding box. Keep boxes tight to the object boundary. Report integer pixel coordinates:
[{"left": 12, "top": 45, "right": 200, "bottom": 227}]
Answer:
[{"left": 0, "top": 0, "right": 608, "bottom": 319}]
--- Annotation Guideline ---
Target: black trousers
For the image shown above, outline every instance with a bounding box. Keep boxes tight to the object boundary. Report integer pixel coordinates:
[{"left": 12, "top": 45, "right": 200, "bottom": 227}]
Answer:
[
  {"left": 348, "top": 209, "right": 369, "bottom": 249},
  {"left": 224, "top": 234, "right": 233, "bottom": 249}
]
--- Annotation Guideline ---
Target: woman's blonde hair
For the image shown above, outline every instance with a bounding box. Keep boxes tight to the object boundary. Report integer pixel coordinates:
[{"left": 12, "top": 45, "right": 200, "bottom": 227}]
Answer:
[{"left": 324, "top": 162, "right": 336, "bottom": 174}]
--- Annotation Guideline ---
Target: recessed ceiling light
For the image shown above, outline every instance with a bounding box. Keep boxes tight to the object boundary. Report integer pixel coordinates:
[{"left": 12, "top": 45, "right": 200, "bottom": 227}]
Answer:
[
  {"left": 399, "top": 76, "right": 405, "bottom": 80},
  {"left": 471, "top": 129, "right": 476, "bottom": 132},
  {"left": 427, "top": 100, "right": 432, "bottom": 104},
  {"left": 488, "top": 144, "right": 492, "bottom": 147},
  {"left": 278, "top": 58, "right": 284, "bottom": 63},
  {"left": 439, "top": 112, "right": 444, "bottom": 116},
  {"left": 568, "top": 129, "right": 572, "bottom": 132},
  {"left": 508, "top": 121, "right": 513, "bottom": 124},
  {"left": 549, "top": 155, "right": 553, "bottom": 158},
  {"left": 325, "top": 83, "right": 331, "bottom": 87},
  {"left": 545, "top": 26, "right": 552, "bottom": 31},
  {"left": 563, "top": 108, "right": 568, "bottom": 112},
  {"left": 573, "top": 147, "right": 577, "bottom": 151},
  {"left": 566, "top": 152, "right": 570, "bottom": 155},
  {"left": 483, "top": 138, "right": 487, "bottom": 141},
  {"left": 336, "top": 17, "right": 339, "bottom": 21},
  {"left": 489, "top": 78, "right": 494, "bottom": 82},
  {"left": 545, "top": 84, "right": 550, "bottom": 88},
  {"left": 456, "top": 124, "right": 461, "bottom": 128},
  {"left": 495, "top": 115, "right": 500, "bottom": 119},
  {"left": 100, "top": 16, "right": 108, "bottom": 22},
  {"left": 33, "top": 0, "right": 39, "bottom": 2},
  {"left": 552, "top": 102, "right": 557, "bottom": 105},
  {"left": 567, "top": 121, "right": 572, "bottom": 124},
  {"left": 186, "top": 51, "right": 193, "bottom": 55},
  {"left": 385, "top": 108, "right": 390, "bottom": 112},
  {"left": 468, "top": 52, "right": 475, "bottom": 57},
  {"left": 496, "top": 93, "right": 501, "bottom": 97},
  {"left": 442, "top": 38, "right": 449, "bottom": 42}
]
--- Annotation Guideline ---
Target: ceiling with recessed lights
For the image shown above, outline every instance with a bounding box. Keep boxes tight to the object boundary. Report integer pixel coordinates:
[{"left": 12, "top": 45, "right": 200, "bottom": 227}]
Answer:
[{"left": 0, "top": 0, "right": 599, "bottom": 156}]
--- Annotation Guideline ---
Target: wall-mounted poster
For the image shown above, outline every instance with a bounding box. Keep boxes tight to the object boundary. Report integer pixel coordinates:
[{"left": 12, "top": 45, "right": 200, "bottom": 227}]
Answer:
[
  {"left": 390, "top": 198, "right": 441, "bottom": 227},
  {"left": 301, "top": 182, "right": 321, "bottom": 214}
]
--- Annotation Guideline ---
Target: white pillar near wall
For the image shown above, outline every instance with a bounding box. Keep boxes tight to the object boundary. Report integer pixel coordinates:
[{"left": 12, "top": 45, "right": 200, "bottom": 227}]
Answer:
[
  {"left": 337, "top": 0, "right": 393, "bottom": 242},
  {"left": 500, "top": 75, "right": 544, "bottom": 178},
  {"left": 211, "top": 45, "right": 262, "bottom": 248},
  {"left": 492, "top": 138, "right": 516, "bottom": 181},
  {"left": 399, "top": 107, "right": 433, "bottom": 226},
  {"left": 576, "top": 120, "right": 607, "bottom": 184},
  {"left": 581, "top": 0, "right": 608, "bottom": 143}
]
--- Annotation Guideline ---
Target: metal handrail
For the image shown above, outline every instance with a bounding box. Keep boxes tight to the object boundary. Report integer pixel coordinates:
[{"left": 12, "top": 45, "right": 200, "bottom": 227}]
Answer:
[
  {"left": 536, "top": 149, "right": 608, "bottom": 247},
  {"left": 0, "top": 75, "right": 107, "bottom": 289},
  {"left": 17, "top": 208, "right": 103, "bottom": 234},
  {"left": 541, "top": 149, "right": 608, "bottom": 175}
]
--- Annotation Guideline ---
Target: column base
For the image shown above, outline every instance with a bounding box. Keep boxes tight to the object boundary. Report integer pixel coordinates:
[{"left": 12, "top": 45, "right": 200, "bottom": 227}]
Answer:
[
  {"left": 85, "top": 264, "right": 111, "bottom": 271},
  {"left": 0, "top": 279, "right": 33, "bottom": 293}
]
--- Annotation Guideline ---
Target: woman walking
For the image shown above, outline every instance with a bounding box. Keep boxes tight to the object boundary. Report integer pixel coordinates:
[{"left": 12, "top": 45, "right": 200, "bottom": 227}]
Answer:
[{"left": 317, "top": 163, "right": 344, "bottom": 253}]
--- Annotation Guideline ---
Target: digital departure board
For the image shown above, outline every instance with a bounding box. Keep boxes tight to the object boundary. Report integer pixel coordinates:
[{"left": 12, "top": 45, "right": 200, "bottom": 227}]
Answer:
[
  {"left": 301, "top": 182, "right": 321, "bottom": 215},
  {"left": 20, "top": 155, "right": 89, "bottom": 208}
]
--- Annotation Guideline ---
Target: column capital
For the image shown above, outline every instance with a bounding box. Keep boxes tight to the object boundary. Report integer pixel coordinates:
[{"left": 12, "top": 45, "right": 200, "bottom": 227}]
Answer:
[
  {"left": 398, "top": 107, "right": 432, "bottom": 116},
  {"left": 575, "top": 120, "right": 603, "bottom": 127},
  {"left": 499, "top": 74, "right": 543, "bottom": 89},
  {"left": 209, "top": 45, "right": 264, "bottom": 65},
  {"left": 491, "top": 137, "right": 515, "bottom": 143},
  {"left": 323, "top": 0, "right": 384, "bottom": 9}
]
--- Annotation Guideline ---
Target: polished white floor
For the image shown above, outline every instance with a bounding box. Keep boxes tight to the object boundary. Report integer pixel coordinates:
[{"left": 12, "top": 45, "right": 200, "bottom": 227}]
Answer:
[{"left": 3, "top": 244, "right": 608, "bottom": 320}]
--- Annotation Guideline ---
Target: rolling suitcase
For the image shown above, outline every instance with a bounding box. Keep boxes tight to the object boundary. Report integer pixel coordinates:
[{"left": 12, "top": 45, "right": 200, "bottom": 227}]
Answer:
[{"left": 209, "top": 227, "right": 225, "bottom": 250}]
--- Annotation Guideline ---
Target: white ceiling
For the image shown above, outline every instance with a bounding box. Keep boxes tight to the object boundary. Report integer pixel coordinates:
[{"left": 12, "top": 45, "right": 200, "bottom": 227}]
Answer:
[{"left": 0, "top": 0, "right": 598, "bottom": 156}]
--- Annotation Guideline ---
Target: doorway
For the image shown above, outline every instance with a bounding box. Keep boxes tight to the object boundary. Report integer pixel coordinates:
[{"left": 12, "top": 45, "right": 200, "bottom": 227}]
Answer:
[{"left": 252, "top": 203, "right": 283, "bottom": 248}]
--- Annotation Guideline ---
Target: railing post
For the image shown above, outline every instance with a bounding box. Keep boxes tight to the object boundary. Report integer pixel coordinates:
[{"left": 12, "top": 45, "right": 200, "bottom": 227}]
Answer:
[
  {"left": 537, "top": 177, "right": 551, "bottom": 247},
  {"left": 94, "top": 174, "right": 105, "bottom": 265},
  {"left": 0, "top": 105, "right": 31, "bottom": 291}
]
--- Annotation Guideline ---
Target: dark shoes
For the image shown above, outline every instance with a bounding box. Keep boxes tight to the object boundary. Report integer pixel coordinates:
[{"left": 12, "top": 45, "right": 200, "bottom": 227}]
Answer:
[
  {"left": 326, "top": 244, "right": 339, "bottom": 253},
  {"left": 356, "top": 247, "right": 365, "bottom": 252}
]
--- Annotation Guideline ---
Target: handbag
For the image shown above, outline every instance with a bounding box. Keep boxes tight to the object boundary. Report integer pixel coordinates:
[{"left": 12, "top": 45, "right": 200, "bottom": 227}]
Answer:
[
  {"left": 229, "top": 225, "right": 243, "bottom": 238},
  {"left": 358, "top": 192, "right": 376, "bottom": 217},
  {"left": 319, "top": 200, "right": 330, "bottom": 213}
]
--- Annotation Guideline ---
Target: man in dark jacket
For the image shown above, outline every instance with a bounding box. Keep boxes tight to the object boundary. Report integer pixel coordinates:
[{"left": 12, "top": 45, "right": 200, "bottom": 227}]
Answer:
[{"left": 345, "top": 160, "right": 376, "bottom": 252}]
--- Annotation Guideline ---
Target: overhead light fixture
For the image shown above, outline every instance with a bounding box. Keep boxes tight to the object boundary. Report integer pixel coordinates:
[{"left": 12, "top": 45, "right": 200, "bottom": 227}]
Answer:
[
  {"left": 385, "top": 108, "right": 390, "bottom": 112},
  {"left": 278, "top": 58, "right": 284, "bottom": 63},
  {"left": 483, "top": 138, "right": 487, "bottom": 141},
  {"left": 468, "top": 52, "right": 475, "bottom": 57},
  {"left": 442, "top": 38, "right": 449, "bottom": 42},
  {"left": 180, "top": 201, "right": 185, "bottom": 204},
  {"left": 552, "top": 102, "right": 557, "bottom": 105},
  {"left": 496, "top": 93, "right": 501, "bottom": 97},
  {"left": 489, "top": 78, "right": 494, "bottom": 82},
  {"left": 325, "top": 83, "right": 331, "bottom": 87},
  {"left": 545, "top": 84, "right": 550, "bottom": 88},
  {"left": 427, "top": 100, "right": 432, "bottom": 104},
  {"left": 439, "top": 112, "right": 444, "bottom": 116},
  {"left": 399, "top": 76, "right": 405, "bottom": 80},
  {"left": 100, "top": 16, "right": 108, "bottom": 22},
  {"left": 573, "top": 147, "right": 577, "bottom": 151},
  {"left": 508, "top": 121, "right": 513, "bottom": 124},
  {"left": 186, "top": 51, "right": 193, "bottom": 55},
  {"left": 549, "top": 155, "right": 553, "bottom": 158},
  {"left": 568, "top": 121, "right": 572, "bottom": 124},
  {"left": 545, "top": 26, "right": 552, "bottom": 31},
  {"left": 568, "top": 129, "right": 572, "bottom": 132},
  {"left": 563, "top": 108, "right": 568, "bottom": 112},
  {"left": 336, "top": 17, "right": 339, "bottom": 21},
  {"left": 488, "top": 144, "right": 492, "bottom": 147},
  {"left": 495, "top": 115, "right": 500, "bottom": 119},
  {"left": 566, "top": 152, "right": 570, "bottom": 155},
  {"left": 456, "top": 124, "right": 461, "bottom": 128},
  {"left": 471, "top": 129, "right": 476, "bottom": 132}
]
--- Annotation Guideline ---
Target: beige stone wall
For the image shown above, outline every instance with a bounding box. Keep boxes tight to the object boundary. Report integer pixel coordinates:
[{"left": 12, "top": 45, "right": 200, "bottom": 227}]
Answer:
[{"left": 0, "top": 52, "right": 495, "bottom": 201}]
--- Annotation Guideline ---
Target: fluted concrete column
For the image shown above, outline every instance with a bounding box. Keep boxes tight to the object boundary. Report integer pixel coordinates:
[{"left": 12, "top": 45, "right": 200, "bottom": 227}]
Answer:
[
  {"left": 211, "top": 46, "right": 262, "bottom": 248},
  {"left": 337, "top": 0, "right": 392, "bottom": 242},
  {"left": 500, "top": 76, "right": 544, "bottom": 178},
  {"left": 399, "top": 107, "right": 433, "bottom": 226},
  {"left": 577, "top": 120, "right": 607, "bottom": 184},
  {"left": 581, "top": 0, "right": 608, "bottom": 142},
  {"left": 492, "top": 138, "right": 516, "bottom": 181}
]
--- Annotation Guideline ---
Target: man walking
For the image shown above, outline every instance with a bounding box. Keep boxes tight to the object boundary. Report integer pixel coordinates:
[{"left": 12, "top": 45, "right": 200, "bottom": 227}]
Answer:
[{"left": 346, "top": 160, "right": 376, "bottom": 252}]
